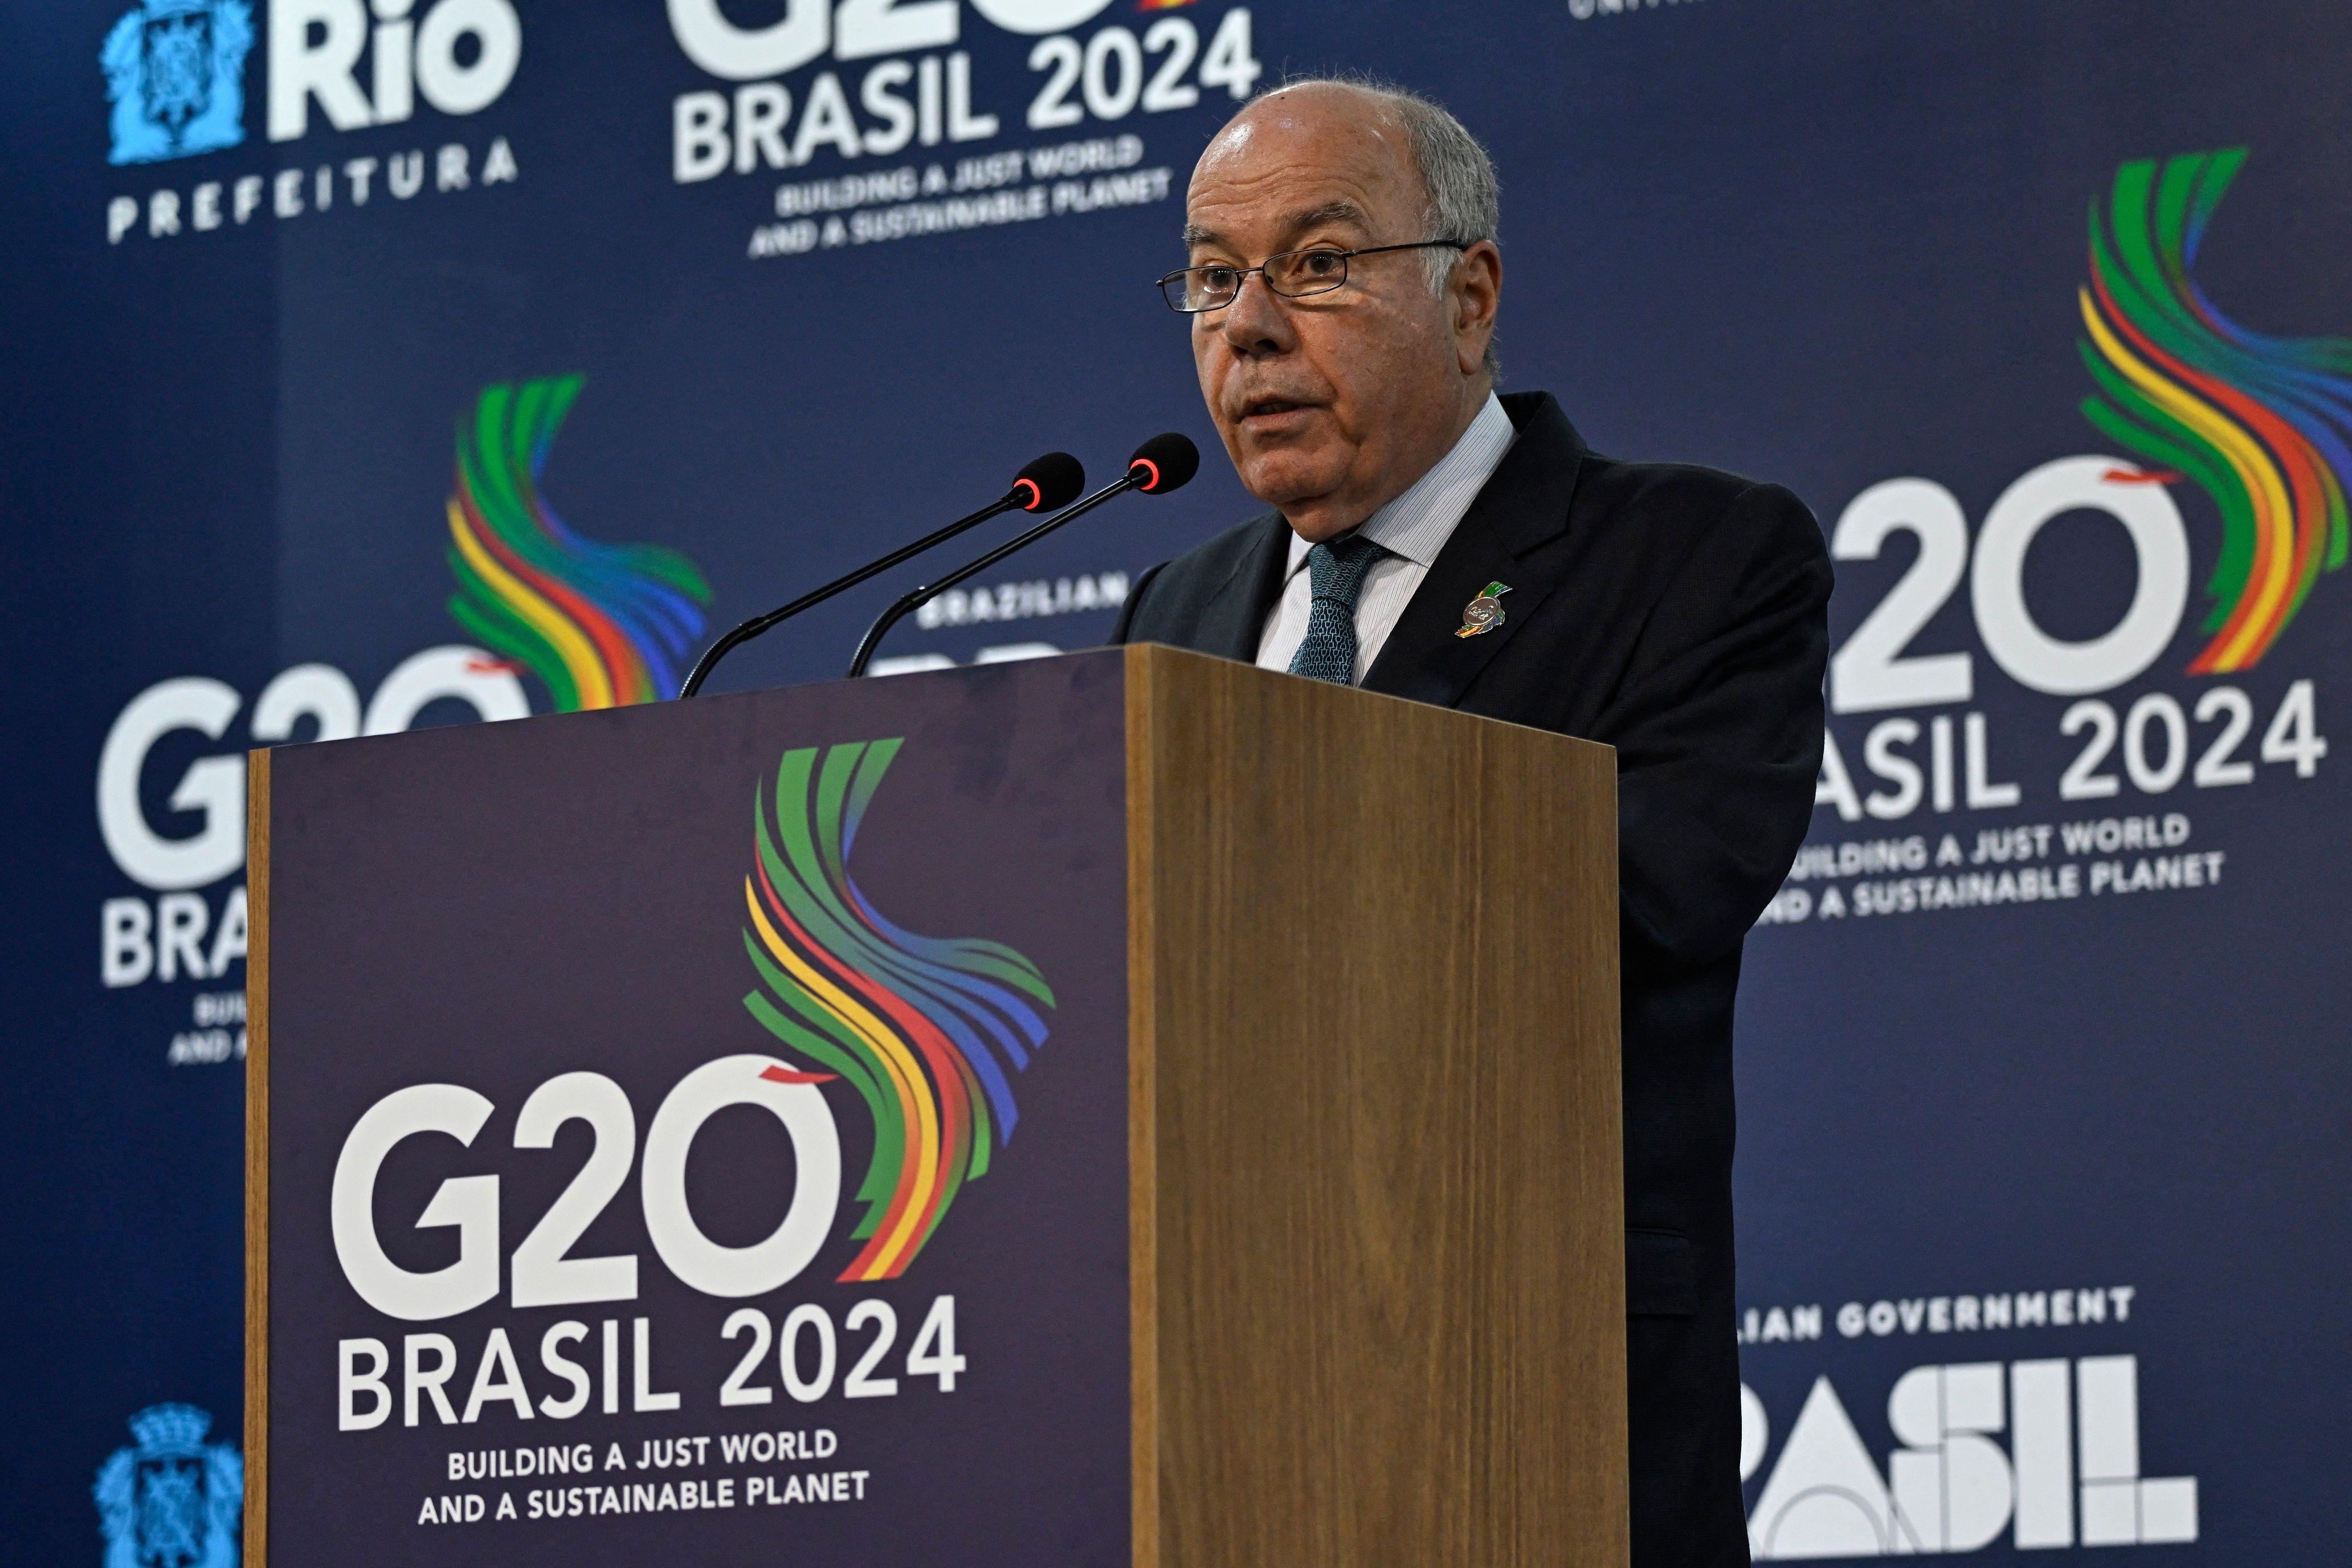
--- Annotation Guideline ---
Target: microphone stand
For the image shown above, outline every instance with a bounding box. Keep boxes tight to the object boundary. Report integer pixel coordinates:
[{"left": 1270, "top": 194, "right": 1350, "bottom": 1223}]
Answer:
[
  {"left": 847, "top": 471, "right": 1145, "bottom": 678},
  {"left": 678, "top": 490, "right": 1028, "bottom": 699}
]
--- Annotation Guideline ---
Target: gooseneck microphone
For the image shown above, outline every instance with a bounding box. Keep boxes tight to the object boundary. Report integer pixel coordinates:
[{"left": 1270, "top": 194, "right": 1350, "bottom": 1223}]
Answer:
[
  {"left": 676, "top": 450, "right": 1085, "bottom": 698},
  {"left": 847, "top": 432, "right": 1200, "bottom": 678}
]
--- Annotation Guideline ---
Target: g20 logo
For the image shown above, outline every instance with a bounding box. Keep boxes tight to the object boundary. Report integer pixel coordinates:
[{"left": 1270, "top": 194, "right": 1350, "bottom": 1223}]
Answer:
[
  {"left": 668, "top": 0, "right": 1126, "bottom": 79},
  {"left": 1819, "top": 456, "right": 2326, "bottom": 824},
  {"left": 332, "top": 1059, "right": 977, "bottom": 1431},
  {"left": 1831, "top": 456, "right": 2193, "bottom": 713},
  {"left": 331, "top": 1057, "right": 843, "bottom": 1321},
  {"left": 666, "top": 0, "right": 1259, "bottom": 182},
  {"left": 97, "top": 649, "right": 527, "bottom": 990}
]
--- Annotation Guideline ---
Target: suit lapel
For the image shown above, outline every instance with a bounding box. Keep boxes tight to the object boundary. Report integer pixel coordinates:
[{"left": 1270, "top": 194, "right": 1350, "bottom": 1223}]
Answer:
[
  {"left": 1362, "top": 392, "right": 1588, "bottom": 708},
  {"left": 1191, "top": 513, "right": 1294, "bottom": 663}
]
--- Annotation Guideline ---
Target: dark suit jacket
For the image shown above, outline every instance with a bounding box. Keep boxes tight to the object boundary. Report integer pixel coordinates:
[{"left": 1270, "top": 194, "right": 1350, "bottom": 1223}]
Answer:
[{"left": 1112, "top": 390, "right": 1830, "bottom": 1568}]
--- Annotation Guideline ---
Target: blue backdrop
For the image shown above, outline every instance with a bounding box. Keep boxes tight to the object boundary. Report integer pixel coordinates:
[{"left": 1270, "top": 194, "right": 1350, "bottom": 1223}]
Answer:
[{"left": 7, "top": 0, "right": 2349, "bottom": 1560}]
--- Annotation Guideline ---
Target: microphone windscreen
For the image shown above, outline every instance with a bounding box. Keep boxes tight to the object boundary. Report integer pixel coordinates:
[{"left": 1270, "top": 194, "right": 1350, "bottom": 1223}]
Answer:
[
  {"left": 1128, "top": 431, "right": 1200, "bottom": 495},
  {"left": 1012, "top": 451, "right": 1085, "bottom": 512}
]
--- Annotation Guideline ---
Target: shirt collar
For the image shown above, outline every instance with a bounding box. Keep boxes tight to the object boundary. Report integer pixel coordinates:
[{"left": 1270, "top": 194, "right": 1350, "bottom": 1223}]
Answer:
[{"left": 1284, "top": 391, "right": 1518, "bottom": 575}]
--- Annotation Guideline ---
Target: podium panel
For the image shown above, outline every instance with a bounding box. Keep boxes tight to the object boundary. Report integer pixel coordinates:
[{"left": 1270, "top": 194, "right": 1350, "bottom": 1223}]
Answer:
[{"left": 247, "top": 645, "right": 1622, "bottom": 1566}]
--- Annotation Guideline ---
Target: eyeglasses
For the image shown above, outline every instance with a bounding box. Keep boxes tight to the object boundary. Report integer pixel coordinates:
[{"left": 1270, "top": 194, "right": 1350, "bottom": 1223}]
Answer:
[{"left": 1156, "top": 240, "right": 1471, "bottom": 313}]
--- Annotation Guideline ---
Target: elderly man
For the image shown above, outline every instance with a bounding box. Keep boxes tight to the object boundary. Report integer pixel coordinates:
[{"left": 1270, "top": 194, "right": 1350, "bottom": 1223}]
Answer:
[{"left": 1112, "top": 80, "right": 1831, "bottom": 1567}]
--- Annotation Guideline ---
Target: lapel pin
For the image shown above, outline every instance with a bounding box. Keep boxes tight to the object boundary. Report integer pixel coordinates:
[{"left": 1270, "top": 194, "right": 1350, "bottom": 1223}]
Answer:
[{"left": 1456, "top": 581, "right": 1511, "bottom": 638}]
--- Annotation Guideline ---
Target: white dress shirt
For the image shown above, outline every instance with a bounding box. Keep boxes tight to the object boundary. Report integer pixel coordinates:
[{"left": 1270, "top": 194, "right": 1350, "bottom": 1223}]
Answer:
[{"left": 1255, "top": 393, "right": 1518, "bottom": 684}]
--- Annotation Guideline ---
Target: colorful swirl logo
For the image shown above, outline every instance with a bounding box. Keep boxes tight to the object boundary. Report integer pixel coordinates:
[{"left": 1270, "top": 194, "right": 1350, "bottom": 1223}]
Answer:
[
  {"left": 2078, "top": 148, "right": 2352, "bottom": 673},
  {"left": 740, "top": 741, "right": 1056, "bottom": 1281},
  {"left": 444, "top": 375, "right": 713, "bottom": 709}
]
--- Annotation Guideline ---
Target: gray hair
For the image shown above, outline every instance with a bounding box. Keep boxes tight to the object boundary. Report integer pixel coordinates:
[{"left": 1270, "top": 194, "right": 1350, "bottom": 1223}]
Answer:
[{"left": 1260, "top": 75, "right": 1502, "bottom": 375}]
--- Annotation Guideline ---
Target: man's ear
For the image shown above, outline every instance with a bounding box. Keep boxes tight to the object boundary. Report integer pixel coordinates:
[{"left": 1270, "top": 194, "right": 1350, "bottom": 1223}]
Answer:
[{"left": 1450, "top": 240, "right": 1502, "bottom": 377}]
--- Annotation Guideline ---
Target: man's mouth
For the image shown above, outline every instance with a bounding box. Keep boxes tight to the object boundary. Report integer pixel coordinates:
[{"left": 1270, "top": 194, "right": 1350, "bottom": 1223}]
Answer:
[{"left": 1236, "top": 395, "right": 1318, "bottom": 428}]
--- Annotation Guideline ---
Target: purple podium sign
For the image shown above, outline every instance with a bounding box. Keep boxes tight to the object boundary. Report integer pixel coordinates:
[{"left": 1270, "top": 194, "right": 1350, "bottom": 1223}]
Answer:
[{"left": 252, "top": 652, "right": 1132, "bottom": 1566}]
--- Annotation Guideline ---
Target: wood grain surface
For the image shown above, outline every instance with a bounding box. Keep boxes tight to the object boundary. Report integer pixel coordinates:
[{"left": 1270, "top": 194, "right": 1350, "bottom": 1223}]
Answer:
[
  {"left": 244, "top": 748, "right": 272, "bottom": 1568},
  {"left": 1125, "top": 643, "right": 1627, "bottom": 1567}
]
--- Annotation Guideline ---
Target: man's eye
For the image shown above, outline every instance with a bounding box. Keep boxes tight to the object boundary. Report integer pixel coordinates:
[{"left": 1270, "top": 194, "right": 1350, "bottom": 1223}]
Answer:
[
  {"left": 1300, "top": 251, "right": 1345, "bottom": 275},
  {"left": 1200, "top": 267, "right": 1239, "bottom": 290}
]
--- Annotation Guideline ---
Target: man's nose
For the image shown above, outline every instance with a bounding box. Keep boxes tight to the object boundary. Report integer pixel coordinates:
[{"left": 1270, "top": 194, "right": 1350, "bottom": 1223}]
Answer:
[{"left": 1216, "top": 271, "right": 1297, "bottom": 358}]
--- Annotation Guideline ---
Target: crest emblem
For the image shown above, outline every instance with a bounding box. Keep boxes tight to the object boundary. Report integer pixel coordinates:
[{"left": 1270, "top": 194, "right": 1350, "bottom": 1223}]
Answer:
[
  {"left": 100, "top": 0, "right": 253, "bottom": 166},
  {"left": 1456, "top": 580, "right": 1511, "bottom": 638},
  {"left": 93, "top": 1403, "right": 243, "bottom": 1568}
]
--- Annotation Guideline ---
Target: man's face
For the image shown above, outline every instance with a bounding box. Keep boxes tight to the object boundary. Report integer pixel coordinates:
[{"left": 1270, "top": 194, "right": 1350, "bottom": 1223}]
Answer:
[{"left": 1183, "top": 85, "right": 1497, "bottom": 541}]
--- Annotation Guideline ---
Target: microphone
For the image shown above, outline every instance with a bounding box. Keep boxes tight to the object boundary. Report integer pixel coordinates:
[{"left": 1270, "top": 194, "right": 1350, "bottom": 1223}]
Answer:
[
  {"left": 847, "top": 432, "right": 1200, "bottom": 678},
  {"left": 676, "top": 450, "right": 1085, "bottom": 698}
]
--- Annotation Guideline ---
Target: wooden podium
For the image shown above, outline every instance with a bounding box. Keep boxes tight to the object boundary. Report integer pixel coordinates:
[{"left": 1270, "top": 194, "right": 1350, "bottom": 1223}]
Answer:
[{"left": 248, "top": 644, "right": 1625, "bottom": 1567}]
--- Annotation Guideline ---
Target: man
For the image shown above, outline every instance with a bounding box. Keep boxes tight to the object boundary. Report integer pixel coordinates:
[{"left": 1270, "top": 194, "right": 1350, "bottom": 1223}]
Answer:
[{"left": 1112, "top": 80, "right": 1831, "bottom": 1567}]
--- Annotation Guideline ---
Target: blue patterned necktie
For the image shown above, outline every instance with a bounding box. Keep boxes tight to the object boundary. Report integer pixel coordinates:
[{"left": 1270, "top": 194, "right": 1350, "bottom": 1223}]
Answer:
[{"left": 1286, "top": 532, "right": 1387, "bottom": 685}]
